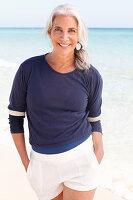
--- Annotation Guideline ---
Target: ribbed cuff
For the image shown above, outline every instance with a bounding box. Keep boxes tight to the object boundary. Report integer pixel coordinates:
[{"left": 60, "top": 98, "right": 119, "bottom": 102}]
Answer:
[
  {"left": 90, "top": 120, "right": 102, "bottom": 134},
  {"left": 8, "top": 115, "right": 25, "bottom": 133}
]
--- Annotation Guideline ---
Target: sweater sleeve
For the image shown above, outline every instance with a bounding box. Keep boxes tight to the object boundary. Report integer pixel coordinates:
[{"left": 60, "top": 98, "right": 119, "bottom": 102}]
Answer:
[
  {"left": 8, "top": 61, "right": 30, "bottom": 133},
  {"left": 87, "top": 67, "right": 103, "bottom": 134}
]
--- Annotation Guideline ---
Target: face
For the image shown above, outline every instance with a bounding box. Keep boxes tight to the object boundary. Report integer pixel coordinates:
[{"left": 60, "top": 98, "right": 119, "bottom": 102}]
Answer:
[{"left": 48, "top": 15, "right": 79, "bottom": 57}]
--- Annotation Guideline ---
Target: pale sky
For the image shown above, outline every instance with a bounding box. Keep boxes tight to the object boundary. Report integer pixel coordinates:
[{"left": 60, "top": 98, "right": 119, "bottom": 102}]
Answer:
[{"left": 0, "top": 0, "right": 132, "bottom": 28}]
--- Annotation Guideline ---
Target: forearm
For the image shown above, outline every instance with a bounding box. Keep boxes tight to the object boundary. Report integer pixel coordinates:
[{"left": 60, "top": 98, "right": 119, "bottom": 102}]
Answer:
[
  {"left": 11, "top": 133, "right": 29, "bottom": 166},
  {"left": 92, "top": 131, "right": 104, "bottom": 164},
  {"left": 92, "top": 131, "right": 103, "bottom": 148}
]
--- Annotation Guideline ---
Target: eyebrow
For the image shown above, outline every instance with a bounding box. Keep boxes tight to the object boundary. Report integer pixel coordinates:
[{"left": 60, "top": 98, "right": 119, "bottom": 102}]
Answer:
[{"left": 53, "top": 26, "right": 78, "bottom": 30}]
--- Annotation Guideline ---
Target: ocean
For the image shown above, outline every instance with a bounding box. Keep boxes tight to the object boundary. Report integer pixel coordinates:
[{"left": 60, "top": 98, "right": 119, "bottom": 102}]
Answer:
[{"left": 0, "top": 28, "right": 133, "bottom": 199}]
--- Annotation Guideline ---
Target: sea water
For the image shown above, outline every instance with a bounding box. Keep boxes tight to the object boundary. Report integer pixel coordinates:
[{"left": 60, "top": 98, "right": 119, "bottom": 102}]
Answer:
[{"left": 0, "top": 28, "right": 133, "bottom": 199}]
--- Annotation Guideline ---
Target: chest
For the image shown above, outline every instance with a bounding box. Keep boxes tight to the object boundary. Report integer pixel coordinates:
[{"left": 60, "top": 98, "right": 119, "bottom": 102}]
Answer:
[{"left": 26, "top": 69, "right": 89, "bottom": 112}]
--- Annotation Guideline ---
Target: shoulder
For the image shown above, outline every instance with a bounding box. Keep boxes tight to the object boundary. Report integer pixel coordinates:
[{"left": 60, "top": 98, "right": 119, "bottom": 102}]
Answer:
[
  {"left": 19, "top": 54, "right": 44, "bottom": 70},
  {"left": 81, "top": 64, "right": 102, "bottom": 80},
  {"left": 14, "top": 55, "right": 44, "bottom": 81},
  {"left": 86, "top": 64, "right": 103, "bottom": 85},
  {"left": 81, "top": 64, "right": 103, "bottom": 90},
  {"left": 88, "top": 64, "right": 102, "bottom": 79}
]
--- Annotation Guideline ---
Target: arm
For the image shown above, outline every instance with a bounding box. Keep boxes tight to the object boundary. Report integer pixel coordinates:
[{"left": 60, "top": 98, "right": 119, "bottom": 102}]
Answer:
[
  {"left": 92, "top": 131, "right": 104, "bottom": 164},
  {"left": 12, "top": 133, "right": 29, "bottom": 172},
  {"left": 87, "top": 67, "right": 104, "bottom": 164},
  {"left": 8, "top": 61, "right": 31, "bottom": 172}
]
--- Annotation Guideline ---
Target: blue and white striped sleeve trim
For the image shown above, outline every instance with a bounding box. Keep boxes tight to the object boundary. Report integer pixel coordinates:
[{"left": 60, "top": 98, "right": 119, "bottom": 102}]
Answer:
[
  {"left": 88, "top": 115, "right": 101, "bottom": 122},
  {"left": 88, "top": 115, "right": 102, "bottom": 134},
  {"left": 8, "top": 109, "right": 25, "bottom": 116}
]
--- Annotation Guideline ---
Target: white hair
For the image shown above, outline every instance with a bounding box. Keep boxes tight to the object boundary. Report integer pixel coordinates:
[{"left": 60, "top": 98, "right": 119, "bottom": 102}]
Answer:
[{"left": 45, "top": 4, "right": 90, "bottom": 70}]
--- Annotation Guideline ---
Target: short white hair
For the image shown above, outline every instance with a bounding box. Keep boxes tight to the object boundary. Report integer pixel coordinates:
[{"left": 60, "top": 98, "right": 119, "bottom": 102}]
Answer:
[{"left": 45, "top": 4, "right": 90, "bottom": 70}]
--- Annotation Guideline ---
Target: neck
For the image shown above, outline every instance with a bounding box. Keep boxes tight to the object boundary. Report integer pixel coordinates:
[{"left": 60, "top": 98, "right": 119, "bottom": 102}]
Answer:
[{"left": 49, "top": 51, "right": 75, "bottom": 67}]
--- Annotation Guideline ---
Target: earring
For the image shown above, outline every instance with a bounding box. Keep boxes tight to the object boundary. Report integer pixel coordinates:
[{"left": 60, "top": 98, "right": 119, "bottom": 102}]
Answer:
[{"left": 76, "top": 42, "right": 82, "bottom": 51}]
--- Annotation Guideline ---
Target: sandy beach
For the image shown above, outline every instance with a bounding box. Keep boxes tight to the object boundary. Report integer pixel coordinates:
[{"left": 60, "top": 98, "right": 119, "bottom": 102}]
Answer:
[
  {"left": 0, "top": 145, "right": 124, "bottom": 200},
  {"left": 1, "top": 27, "right": 133, "bottom": 200}
]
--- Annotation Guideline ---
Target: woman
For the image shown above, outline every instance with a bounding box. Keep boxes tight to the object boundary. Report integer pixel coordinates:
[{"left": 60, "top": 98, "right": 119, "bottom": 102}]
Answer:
[{"left": 8, "top": 4, "right": 104, "bottom": 200}]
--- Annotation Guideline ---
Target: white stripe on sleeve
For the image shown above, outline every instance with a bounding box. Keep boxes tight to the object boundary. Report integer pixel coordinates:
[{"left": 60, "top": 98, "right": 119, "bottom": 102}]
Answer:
[
  {"left": 88, "top": 115, "right": 101, "bottom": 122},
  {"left": 8, "top": 109, "right": 25, "bottom": 116}
]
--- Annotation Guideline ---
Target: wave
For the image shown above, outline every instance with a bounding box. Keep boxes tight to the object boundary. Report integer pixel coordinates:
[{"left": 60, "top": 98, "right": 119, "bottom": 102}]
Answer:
[
  {"left": 0, "top": 58, "right": 18, "bottom": 68},
  {"left": 99, "top": 167, "right": 133, "bottom": 200}
]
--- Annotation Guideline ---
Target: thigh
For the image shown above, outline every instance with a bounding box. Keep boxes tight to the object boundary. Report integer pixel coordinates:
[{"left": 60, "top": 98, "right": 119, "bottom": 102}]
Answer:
[
  {"left": 63, "top": 184, "right": 97, "bottom": 200},
  {"left": 52, "top": 191, "right": 63, "bottom": 200}
]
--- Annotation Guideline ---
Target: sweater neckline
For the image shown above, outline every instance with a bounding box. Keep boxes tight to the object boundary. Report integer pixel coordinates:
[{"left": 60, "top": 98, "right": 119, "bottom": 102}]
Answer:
[{"left": 43, "top": 53, "right": 77, "bottom": 75}]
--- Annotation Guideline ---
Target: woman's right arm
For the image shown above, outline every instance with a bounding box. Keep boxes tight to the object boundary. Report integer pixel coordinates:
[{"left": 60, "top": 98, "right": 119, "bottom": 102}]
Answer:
[
  {"left": 8, "top": 61, "right": 31, "bottom": 172},
  {"left": 11, "top": 133, "right": 29, "bottom": 172}
]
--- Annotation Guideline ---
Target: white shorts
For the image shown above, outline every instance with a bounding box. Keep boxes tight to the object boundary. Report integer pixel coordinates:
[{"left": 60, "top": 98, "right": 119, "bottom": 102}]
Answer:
[{"left": 26, "top": 135, "right": 100, "bottom": 200}]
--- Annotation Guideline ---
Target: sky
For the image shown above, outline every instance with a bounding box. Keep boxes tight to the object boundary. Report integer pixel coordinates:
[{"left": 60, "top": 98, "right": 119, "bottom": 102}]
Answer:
[{"left": 0, "top": 0, "right": 133, "bottom": 28}]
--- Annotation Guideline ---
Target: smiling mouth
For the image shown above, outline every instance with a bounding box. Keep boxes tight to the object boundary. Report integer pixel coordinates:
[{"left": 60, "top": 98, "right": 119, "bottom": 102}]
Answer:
[{"left": 58, "top": 43, "right": 71, "bottom": 47}]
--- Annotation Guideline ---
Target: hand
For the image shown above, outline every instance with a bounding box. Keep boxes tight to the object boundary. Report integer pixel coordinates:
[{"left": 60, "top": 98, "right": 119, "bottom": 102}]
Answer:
[
  {"left": 23, "top": 159, "right": 30, "bottom": 172},
  {"left": 93, "top": 146, "right": 104, "bottom": 164}
]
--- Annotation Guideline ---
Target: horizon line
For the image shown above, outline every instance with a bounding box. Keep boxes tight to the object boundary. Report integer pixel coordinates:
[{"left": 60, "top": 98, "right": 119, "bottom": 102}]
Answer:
[{"left": 0, "top": 26, "right": 133, "bottom": 29}]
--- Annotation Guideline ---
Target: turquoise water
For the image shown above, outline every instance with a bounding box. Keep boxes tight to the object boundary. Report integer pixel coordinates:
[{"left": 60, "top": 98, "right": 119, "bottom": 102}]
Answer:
[{"left": 0, "top": 28, "right": 133, "bottom": 199}]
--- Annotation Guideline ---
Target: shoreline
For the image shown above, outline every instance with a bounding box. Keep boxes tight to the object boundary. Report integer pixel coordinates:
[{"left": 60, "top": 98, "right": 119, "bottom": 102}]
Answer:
[{"left": 0, "top": 144, "right": 124, "bottom": 200}]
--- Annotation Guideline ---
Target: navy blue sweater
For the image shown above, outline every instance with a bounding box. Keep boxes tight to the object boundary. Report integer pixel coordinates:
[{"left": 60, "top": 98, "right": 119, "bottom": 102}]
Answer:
[{"left": 8, "top": 53, "right": 103, "bottom": 154}]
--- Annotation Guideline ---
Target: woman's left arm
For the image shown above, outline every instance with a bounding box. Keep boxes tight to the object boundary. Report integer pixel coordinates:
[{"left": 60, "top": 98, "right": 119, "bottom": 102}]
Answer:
[
  {"left": 87, "top": 67, "right": 104, "bottom": 164},
  {"left": 92, "top": 131, "right": 104, "bottom": 164}
]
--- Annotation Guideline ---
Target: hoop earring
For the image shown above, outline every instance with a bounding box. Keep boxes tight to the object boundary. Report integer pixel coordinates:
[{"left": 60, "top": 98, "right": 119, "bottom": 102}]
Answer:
[{"left": 76, "top": 42, "right": 82, "bottom": 51}]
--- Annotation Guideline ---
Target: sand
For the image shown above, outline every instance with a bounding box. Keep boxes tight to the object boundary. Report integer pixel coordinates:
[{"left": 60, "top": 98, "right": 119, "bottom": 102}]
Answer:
[{"left": 0, "top": 145, "right": 124, "bottom": 200}]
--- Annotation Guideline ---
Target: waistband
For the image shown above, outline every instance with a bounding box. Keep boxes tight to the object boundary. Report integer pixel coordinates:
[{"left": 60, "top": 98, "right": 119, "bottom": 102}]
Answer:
[
  {"left": 32, "top": 135, "right": 90, "bottom": 154},
  {"left": 30, "top": 135, "right": 93, "bottom": 163}
]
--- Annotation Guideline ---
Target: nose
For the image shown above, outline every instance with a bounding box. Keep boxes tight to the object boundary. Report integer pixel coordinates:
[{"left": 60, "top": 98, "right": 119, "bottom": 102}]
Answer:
[{"left": 61, "top": 31, "right": 68, "bottom": 41}]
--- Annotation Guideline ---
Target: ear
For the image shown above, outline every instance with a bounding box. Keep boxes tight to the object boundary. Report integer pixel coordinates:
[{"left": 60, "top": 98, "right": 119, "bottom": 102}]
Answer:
[{"left": 48, "top": 30, "right": 51, "bottom": 39}]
